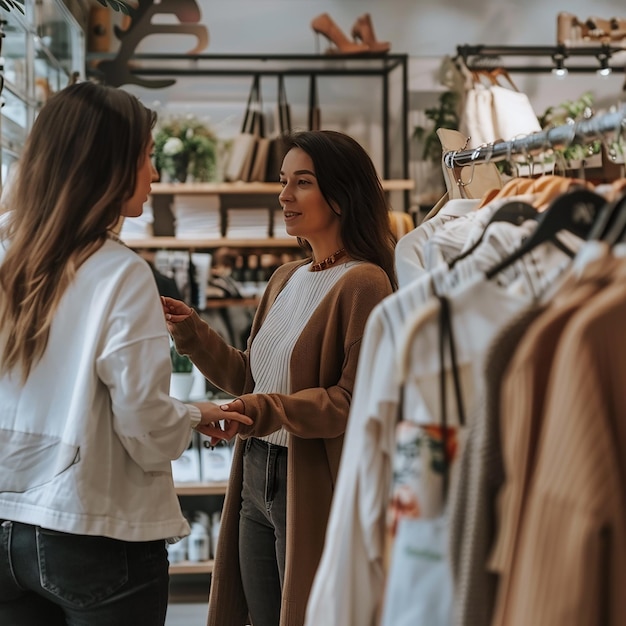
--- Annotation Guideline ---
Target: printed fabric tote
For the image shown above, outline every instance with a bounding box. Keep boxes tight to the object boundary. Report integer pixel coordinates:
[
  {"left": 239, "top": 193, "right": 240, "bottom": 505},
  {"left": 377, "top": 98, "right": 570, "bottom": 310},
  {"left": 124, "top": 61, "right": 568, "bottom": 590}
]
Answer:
[{"left": 380, "top": 295, "right": 466, "bottom": 626}]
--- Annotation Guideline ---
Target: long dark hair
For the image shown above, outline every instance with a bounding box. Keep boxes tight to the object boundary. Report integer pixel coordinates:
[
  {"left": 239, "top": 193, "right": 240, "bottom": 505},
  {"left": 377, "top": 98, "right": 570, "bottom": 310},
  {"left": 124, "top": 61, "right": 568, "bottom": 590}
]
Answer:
[
  {"left": 0, "top": 81, "right": 156, "bottom": 381},
  {"left": 285, "top": 130, "right": 397, "bottom": 290}
]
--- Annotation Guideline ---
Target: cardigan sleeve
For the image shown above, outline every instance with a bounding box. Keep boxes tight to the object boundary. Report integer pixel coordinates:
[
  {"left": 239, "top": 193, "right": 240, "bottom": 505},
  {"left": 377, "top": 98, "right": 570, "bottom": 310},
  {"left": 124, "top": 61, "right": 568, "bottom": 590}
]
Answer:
[
  {"left": 168, "top": 261, "right": 304, "bottom": 397},
  {"left": 169, "top": 310, "right": 249, "bottom": 397}
]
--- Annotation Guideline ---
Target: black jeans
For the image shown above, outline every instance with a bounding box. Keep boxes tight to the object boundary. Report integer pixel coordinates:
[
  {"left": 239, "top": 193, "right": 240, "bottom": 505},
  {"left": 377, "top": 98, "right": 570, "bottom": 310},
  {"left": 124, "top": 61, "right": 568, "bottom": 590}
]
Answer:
[
  {"left": 239, "top": 437, "right": 288, "bottom": 626},
  {"left": 0, "top": 520, "right": 169, "bottom": 626}
]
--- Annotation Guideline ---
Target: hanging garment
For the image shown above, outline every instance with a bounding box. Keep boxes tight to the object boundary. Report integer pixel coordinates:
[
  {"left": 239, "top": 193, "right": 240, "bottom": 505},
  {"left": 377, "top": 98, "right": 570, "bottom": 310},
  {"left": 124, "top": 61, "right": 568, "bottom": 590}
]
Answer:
[
  {"left": 447, "top": 305, "right": 544, "bottom": 626},
  {"left": 395, "top": 199, "right": 479, "bottom": 288},
  {"left": 305, "top": 268, "right": 537, "bottom": 626},
  {"left": 492, "top": 251, "right": 626, "bottom": 626}
]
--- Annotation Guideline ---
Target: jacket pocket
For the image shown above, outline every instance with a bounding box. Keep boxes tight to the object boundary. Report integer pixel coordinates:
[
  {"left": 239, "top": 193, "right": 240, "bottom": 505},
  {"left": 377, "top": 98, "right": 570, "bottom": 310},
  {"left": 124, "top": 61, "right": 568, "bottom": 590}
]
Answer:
[{"left": 0, "top": 429, "right": 79, "bottom": 492}]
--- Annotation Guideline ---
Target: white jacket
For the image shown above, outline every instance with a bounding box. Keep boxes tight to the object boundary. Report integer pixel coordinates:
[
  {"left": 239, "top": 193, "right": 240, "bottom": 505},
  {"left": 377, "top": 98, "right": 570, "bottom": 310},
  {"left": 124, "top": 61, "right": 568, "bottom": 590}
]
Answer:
[{"left": 0, "top": 237, "right": 195, "bottom": 541}]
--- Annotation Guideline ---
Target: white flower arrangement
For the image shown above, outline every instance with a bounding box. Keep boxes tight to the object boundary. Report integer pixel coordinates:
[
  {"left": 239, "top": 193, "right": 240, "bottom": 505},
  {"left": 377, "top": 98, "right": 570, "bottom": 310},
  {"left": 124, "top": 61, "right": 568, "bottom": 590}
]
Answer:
[
  {"left": 154, "top": 116, "right": 218, "bottom": 183},
  {"left": 162, "top": 136, "right": 185, "bottom": 156}
]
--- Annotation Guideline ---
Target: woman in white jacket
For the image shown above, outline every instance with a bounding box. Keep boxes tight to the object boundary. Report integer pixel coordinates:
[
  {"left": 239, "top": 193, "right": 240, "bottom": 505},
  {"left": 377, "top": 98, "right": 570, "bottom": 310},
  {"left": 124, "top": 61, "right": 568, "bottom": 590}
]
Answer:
[{"left": 0, "top": 82, "right": 251, "bottom": 626}]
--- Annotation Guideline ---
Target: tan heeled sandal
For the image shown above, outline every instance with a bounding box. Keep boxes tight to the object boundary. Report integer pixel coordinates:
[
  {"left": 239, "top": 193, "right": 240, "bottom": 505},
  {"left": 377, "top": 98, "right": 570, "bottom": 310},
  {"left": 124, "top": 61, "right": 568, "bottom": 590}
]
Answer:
[
  {"left": 350, "top": 13, "right": 391, "bottom": 54},
  {"left": 311, "top": 13, "right": 370, "bottom": 55}
]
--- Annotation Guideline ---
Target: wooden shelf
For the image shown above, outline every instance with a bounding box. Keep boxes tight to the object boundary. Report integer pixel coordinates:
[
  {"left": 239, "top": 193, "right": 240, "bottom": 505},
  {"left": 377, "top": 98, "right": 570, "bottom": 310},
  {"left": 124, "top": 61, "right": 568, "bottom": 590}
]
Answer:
[
  {"left": 204, "top": 297, "right": 260, "bottom": 309},
  {"left": 170, "top": 559, "right": 214, "bottom": 575},
  {"left": 150, "top": 179, "right": 414, "bottom": 195},
  {"left": 174, "top": 481, "right": 228, "bottom": 496},
  {"left": 124, "top": 237, "right": 298, "bottom": 249}
]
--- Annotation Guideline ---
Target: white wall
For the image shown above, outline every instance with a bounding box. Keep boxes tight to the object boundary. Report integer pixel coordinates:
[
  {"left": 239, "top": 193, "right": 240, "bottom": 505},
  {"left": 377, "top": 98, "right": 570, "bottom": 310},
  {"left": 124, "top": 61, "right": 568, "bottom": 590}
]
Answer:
[
  {"left": 119, "top": 0, "right": 626, "bottom": 125},
  {"left": 111, "top": 1, "right": 626, "bottom": 202}
]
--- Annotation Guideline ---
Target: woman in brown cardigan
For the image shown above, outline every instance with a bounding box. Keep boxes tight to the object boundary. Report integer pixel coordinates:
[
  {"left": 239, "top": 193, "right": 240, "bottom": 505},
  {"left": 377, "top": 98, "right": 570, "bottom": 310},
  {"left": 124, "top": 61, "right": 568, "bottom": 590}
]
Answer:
[{"left": 162, "top": 130, "right": 397, "bottom": 626}]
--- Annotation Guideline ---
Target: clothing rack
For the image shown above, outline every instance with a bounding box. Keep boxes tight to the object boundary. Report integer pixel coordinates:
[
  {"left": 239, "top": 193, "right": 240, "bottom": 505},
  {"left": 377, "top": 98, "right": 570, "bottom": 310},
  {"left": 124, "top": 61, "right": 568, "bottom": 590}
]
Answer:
[
  {"left": 442, "top": 107, "right": 626, "bottom": 168},
  {"left": 456, "top": 43, "right": 626, "bottom": 74}
]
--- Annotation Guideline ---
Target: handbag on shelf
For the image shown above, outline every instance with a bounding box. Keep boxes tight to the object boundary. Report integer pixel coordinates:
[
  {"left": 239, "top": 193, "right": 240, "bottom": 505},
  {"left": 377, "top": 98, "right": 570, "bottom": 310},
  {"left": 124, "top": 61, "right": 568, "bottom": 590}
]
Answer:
[
  {"left": 308, "top": 74, "right": 321, "bottom": 131},
  {"left": 225, "top": 75, "right": 265, "bottom": 183},
  {"left": 264, "top": 75, "right": 293, "bottom": 182},
  {"left": 249, "top": 80, "right": 272, "bottom": 182}
]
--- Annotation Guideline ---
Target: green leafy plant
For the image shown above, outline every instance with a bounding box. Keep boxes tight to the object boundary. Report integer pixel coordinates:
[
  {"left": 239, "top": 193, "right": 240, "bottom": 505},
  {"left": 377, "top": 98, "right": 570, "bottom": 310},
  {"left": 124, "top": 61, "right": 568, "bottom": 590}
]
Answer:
[
  {"left": 170, "top": 345, "right": 193, "bottom": 374},
  {"left": 538, "top": 91, "right": 600, "bottom": 163},
  {"left": 154, "top": 116, "right": 218, "bottom": 183},
  {"left": 413, "top": 91, "right": 460, "bottom": 163}
]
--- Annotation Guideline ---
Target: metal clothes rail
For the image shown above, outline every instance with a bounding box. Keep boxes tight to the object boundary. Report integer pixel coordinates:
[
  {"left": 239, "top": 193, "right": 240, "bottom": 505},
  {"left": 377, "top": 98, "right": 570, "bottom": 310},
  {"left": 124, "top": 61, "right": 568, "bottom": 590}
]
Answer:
[
  {"left": 455, "top": 43, "right": 626, "bottom": 74},
  {"left": 443, "top": 107, "right": 626, "bottom": 168}
]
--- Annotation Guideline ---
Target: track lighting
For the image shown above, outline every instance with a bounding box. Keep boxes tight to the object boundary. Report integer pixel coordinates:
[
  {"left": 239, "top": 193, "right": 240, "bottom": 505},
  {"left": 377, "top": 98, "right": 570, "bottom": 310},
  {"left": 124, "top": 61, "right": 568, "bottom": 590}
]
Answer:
[
  {"left": 551, "top": 55, "right": 568, "bottom": 78},
  {"left": 597, "top": 54, "right": 612, "bottom": 77}
]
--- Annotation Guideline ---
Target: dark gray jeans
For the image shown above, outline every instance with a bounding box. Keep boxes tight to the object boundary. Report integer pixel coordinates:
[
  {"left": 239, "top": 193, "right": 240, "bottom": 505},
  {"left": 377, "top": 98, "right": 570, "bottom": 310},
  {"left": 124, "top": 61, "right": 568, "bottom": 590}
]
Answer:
[
  {"left": 239, "top": 437, "right": 288, "bottom": 626},
  {"left": 0, "top": 520, "right": 169, "bottom": 626}
]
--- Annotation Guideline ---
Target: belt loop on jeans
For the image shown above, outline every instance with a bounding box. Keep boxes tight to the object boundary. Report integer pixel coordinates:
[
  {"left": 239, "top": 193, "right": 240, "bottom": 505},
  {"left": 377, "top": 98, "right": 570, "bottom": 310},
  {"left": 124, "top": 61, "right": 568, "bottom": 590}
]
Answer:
[{"left": 245, "top": 438, "right": 253, "bottom": 453}]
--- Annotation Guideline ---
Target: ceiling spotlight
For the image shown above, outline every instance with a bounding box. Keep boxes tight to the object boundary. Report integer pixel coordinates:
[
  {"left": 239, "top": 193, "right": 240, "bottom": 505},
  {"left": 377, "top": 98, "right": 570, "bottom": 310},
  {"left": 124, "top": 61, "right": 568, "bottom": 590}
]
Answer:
[
  {"left": 552, "top": 56, "right": 568, "bottom": 78},
  {"left": 597, "top": 55, "right": 612, "bottom": 77}
]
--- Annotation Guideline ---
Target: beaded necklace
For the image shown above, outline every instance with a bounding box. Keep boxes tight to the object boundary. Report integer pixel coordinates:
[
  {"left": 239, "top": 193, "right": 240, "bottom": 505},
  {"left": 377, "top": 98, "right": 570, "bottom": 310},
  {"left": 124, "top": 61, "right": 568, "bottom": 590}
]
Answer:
[{"left": 309, "top": 248, "right": 346, "bottom": 272}]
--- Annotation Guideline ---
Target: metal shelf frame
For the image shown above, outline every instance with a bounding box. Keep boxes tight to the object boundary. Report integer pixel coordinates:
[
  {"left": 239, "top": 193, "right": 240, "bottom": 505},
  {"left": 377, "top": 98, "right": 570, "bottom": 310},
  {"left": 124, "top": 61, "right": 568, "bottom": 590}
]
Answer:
[{"left": 88, "top": 52, "right": 410, "bottom": 209}]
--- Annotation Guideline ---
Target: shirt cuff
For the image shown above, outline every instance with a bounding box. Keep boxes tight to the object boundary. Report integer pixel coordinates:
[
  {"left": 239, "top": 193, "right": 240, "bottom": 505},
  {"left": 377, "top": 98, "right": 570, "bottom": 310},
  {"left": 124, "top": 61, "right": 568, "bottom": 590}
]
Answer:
[{"left": 186, "top": 404, "right": 202, "bottom": 429}]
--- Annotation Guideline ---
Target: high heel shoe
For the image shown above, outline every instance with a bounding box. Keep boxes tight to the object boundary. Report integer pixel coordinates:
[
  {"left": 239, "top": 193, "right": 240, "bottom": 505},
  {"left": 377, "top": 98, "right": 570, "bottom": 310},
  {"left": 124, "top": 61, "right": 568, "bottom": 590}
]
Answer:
[
  {"left": 311, "top": 13, "right": 370, "bottom": 55},
  {"left": 351, "top": 13, "right": 391, "bottom": 54}
]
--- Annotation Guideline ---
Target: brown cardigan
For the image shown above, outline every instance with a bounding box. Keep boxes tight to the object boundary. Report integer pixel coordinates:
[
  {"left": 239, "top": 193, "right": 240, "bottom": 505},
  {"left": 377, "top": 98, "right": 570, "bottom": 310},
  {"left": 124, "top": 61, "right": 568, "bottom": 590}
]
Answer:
[{"left": 170, "top": 259, "right": 393, "bottom": 626}]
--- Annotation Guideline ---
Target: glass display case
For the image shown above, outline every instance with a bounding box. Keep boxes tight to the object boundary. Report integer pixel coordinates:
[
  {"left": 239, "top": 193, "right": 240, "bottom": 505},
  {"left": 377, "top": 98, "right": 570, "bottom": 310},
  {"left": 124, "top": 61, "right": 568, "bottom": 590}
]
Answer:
[{"left": 0, "top": 0, "right": 84, "bottom": 191}]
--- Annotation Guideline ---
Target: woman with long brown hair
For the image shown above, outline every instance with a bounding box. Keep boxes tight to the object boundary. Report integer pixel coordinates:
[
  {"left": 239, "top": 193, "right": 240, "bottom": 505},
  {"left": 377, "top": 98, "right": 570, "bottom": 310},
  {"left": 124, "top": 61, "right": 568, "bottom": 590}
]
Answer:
[
  {"left": 163, "top": 129, "right": 396, "bottom": 626},
  {"left": 0, "top": 81, "right": 250, "bottom": 626}
]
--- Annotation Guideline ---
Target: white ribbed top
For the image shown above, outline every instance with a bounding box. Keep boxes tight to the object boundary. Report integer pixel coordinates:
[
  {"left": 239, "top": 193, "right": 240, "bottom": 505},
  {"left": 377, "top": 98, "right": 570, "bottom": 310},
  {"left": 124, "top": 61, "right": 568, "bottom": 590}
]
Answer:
[{"left": 250, "top": 261, "right": 358, "bottom": 447}]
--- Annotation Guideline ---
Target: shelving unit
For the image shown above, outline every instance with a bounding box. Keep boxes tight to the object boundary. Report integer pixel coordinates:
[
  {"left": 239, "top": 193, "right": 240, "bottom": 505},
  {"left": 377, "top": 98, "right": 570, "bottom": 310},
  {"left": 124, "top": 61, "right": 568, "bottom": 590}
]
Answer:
[
  {"left": 125, "top": 236, "right": 298, "bottom": 250},
  {"left": 151, "top": 180, "right": 415, "bottom": 195},
  {"left": 0, "top": 0, "right": 84, "bottom": 185},
  {"left": 171, "top": 481, "right": 228, "bottom": 577},
  {"left": 170, "top": 560, "right": 214, "bottom": 576},
  {"left": 175, "top": 481, "right": 229, "bottom": 496},
  {"left": 88, "top": 52, "right": 412, "bottom": 210},
  {"left": 124, "top": 179, "right": 414, "bottom": 250}
]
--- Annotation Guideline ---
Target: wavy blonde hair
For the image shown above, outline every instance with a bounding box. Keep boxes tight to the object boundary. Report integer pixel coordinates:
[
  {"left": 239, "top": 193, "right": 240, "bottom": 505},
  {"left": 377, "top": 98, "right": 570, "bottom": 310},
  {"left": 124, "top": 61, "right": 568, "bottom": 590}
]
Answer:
[{"left": 0, "top": 82, "right": 156, "bottom": 382}]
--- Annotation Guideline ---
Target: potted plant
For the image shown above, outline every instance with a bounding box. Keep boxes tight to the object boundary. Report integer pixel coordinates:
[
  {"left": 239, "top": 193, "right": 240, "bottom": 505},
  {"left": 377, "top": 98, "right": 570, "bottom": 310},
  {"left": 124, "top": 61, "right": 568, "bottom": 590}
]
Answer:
[
  {"left": 154, "top": 116, "right": 218, "bottom": 183},
  {"left": 170, "top": 344, "right": 194, "bottom": 401}
]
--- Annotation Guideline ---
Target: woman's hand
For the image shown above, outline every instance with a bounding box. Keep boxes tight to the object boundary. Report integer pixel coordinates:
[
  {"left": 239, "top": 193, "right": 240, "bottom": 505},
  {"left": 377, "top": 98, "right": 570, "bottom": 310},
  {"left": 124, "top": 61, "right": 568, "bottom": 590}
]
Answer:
[
  {"left": 193, "top": 400, "right": 253, "bottom": 446},
  {"left": 214, "top": 399, "right": 251, "bottom": 445},
  {"left": 161, "top": 296, "right": 192, "bottom": 332}
]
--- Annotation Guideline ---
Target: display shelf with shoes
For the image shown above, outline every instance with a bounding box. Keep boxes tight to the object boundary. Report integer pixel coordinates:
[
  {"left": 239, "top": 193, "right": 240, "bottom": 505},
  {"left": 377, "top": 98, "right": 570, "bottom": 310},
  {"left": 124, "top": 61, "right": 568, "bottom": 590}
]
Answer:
[
  {"left": 558, "top": 12, "right": 626, "bottom": 47},
  {"left": 310, "top": 13, "right": 370, "bottom": 55}
]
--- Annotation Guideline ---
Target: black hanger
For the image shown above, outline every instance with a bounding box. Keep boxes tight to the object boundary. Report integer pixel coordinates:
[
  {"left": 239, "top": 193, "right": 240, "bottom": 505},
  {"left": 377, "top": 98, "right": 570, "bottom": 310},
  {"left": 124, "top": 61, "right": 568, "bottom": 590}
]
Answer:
[
  {"left": 448, "top": 200, "right": 538, "bottom": 269},
  {"left": 484, "top": 188, "right": 608, "bottom": 280},
  {"left": 586, "top": 191, "right": 626, "bottom": 244}
]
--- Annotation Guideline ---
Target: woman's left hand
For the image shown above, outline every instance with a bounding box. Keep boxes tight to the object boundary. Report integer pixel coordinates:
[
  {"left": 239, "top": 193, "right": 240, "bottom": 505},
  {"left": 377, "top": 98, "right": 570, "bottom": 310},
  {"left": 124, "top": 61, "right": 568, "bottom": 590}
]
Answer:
[
  {"left": 216, "top": 399, "right": 250, "bottom": 445},
  {"left": 194, "top": 399, "right": 252, "bottom": 446}
]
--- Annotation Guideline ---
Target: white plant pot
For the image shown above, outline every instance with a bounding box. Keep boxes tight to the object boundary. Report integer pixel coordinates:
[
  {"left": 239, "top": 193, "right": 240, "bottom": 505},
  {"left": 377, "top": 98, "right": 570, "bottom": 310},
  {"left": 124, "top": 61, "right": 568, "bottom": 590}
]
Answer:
[{"left": 170, "top": 372, "right": 194, "bottom": 401}]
